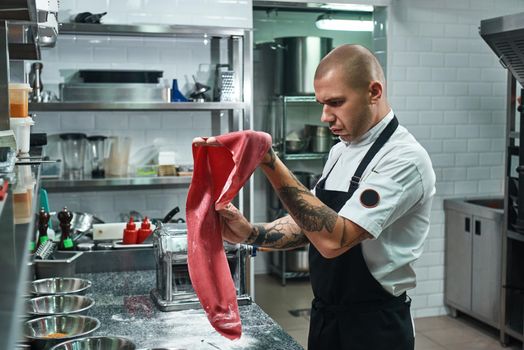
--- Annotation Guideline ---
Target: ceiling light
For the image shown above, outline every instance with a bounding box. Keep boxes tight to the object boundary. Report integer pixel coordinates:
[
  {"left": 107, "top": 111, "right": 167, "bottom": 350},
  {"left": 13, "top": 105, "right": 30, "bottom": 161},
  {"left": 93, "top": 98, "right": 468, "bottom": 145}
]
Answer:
[
  {"left": 319, "top": 4, "right": 374, "bottom": 12},
  {"left": 315, "top": 14, "right": 374, "bottom": 32}
]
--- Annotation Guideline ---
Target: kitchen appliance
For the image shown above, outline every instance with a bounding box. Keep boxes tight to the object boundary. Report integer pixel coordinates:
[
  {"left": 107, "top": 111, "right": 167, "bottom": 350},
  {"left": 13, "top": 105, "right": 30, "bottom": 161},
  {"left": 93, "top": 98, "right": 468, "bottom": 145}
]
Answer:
[
  {"left": 275, "top": 36, "right": 333, "bottom": 95},
  {"left": 86, "top": 135, "right": 108, "bottom": 178},
  {"left": 150, "top": 223, "right": 252, "bottom": 311},
  {"left": 59, "top": 133, "right": 86, "bottom": 180}
]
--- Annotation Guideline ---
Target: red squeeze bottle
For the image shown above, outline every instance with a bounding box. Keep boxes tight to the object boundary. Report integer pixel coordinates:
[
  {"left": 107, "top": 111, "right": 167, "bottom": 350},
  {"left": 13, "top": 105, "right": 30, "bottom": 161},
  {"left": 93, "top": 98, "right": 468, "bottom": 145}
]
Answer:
[
  {"left": 123, "top": 217, "right": 138, "bottom": 244},
  {"left": 137, "top": 217, "right": 152, "bottom": 244}
]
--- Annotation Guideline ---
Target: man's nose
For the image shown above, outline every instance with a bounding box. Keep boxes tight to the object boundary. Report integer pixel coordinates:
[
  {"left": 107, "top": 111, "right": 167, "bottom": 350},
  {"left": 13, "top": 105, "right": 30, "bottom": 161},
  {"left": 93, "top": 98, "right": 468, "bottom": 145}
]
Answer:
[{"left": 320, "top": 105, "right": 335, "bottom": 123}]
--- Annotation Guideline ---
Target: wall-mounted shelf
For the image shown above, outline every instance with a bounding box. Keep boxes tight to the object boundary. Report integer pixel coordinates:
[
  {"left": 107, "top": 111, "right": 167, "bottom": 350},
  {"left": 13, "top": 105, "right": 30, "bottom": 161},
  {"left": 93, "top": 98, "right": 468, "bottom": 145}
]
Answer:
[
  {"left": 29, "top": 102, "right": 247, "bottom": 112},
  {"left": 283, "top": 153, "right": 328, "bottom": 161},
  {"left": 59, "top": 22, "right": 247, "bottom": 38},
  {"left": 42, "top": 176, "right": 192, "bottom": 192}
]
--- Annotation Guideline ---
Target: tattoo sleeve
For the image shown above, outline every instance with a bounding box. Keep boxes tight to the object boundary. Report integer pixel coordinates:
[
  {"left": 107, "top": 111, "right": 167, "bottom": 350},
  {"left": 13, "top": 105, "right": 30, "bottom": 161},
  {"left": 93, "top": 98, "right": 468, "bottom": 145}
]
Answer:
[
  {"left": 245, "top": 216, "right": 309, "bottom": 249},
  {"left": 278, "top": 184, "right": 338, "bottom": 233}
]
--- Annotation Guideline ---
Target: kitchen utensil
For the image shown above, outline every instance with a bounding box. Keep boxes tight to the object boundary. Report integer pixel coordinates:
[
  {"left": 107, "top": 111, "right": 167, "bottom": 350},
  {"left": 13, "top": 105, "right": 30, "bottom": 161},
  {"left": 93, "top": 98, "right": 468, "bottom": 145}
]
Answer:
[
  {"left": 162, "top": 206, "right": 181, "bottom": 223},
  {"left": 30, "top": 277, "right": 92, "bottom": 296},
  {"left": 189, "top": 75, "right": 211, "bottom": 102},
  {"left": 24, "top": 315, "right": 100, "bottom": 350},
  {"left": 34, "top": 240, "right": 57, "bottom": 260},
  {"left": 213, "top": 64, "right": 237, "bottom": 101},
  {"left": 70, "top": 212, "right": 98, "bottom": 234},
  {"left": 59, "top": 133, "right": 86, "bottom": 180},
  {"left": 170, "top": 79, "right": 188, "bottom": 102},
  {"left": 274, "top": 36, "right": 333, "bottom": 95},
  {"left": 50, "top": 336, "right": 136, "bottom": 350},
  {"left": 27, "top": 295, "right": 95, "bottom": 317},
  {"left": 29, "top": 62, "right": 44, "bottom": 102}
]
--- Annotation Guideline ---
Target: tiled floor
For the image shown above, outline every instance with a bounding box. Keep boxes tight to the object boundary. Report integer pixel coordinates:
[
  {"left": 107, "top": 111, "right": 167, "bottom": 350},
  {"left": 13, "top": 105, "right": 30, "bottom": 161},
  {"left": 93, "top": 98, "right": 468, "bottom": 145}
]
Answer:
[{"left": 254, "top": 274, "right": 522, "bottom": 350}]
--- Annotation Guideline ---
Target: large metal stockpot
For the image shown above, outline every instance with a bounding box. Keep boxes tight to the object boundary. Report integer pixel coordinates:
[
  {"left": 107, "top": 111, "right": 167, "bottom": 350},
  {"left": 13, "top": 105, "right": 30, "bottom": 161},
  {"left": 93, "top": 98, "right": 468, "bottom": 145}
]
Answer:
[{"left": 275, "top": 36, "right": 333, "bottom": 95}]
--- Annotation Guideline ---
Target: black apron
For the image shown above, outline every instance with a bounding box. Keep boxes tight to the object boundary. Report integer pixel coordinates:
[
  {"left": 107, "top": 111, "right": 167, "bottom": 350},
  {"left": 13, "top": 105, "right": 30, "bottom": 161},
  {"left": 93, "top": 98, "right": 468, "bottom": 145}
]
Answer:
[{"left": 308, "top": 116, "right": 414, "bottom": 350}]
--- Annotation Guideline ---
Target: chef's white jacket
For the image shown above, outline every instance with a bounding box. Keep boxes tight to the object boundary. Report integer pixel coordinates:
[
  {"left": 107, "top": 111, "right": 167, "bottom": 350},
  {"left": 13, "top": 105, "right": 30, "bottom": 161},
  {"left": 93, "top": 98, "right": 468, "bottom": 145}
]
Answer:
[{"left": 314, "top": 109, "right": 436, "bottom": 296}]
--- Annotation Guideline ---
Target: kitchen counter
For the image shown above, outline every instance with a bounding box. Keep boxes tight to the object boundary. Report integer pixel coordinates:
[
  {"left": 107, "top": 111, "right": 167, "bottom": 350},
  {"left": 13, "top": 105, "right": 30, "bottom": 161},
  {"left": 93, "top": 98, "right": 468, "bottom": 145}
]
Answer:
[{"left": 78, "top": 270, "right": 303, "bottom": 350}]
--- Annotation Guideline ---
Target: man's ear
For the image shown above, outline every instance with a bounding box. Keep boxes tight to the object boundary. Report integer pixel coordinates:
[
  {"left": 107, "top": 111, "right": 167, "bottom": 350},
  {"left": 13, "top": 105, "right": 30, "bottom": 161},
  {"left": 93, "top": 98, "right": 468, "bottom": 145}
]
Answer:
[{"left": 368, "top": 81, "right": 383, "bottom": 104}]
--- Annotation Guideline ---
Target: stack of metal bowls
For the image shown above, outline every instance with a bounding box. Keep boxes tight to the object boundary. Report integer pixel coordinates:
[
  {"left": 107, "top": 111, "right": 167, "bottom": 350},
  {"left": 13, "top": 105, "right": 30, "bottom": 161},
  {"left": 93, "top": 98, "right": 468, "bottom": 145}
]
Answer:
[
  {"left": 24, "top": 277, "right": 98, "bottom": 349},
  {"left": 50, "top": 336, "right": 136, "bottom": 350},
  {"left": 23, "top": 315, "right": 100, "bottom": 350}
]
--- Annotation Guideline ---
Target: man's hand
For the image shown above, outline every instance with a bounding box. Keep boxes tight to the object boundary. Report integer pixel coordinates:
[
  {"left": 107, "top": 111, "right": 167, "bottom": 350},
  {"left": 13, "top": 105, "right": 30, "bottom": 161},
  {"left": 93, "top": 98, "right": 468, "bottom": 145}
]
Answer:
[
  {"left": 192, "top": 136, "right": 221, "bottom": 147},
  {"left": 217, "top": 203, "right": 253, "bottom": 244}
]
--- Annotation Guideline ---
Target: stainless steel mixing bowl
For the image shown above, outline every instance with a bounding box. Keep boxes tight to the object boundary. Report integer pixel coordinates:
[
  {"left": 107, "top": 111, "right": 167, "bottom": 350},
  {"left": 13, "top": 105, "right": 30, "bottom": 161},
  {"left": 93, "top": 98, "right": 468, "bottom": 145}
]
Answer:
[
  {"left": 24, "top": 315, "right": 100, "bottom": 350},
  {"left": 50, "top": 336, "right": 136, "bottom": 350},
  {"left": 28, "top": 295, "right": 95, "bottom": 316},
  {"left": 30, "top": 277, "right": 92, "bottom": 296}
]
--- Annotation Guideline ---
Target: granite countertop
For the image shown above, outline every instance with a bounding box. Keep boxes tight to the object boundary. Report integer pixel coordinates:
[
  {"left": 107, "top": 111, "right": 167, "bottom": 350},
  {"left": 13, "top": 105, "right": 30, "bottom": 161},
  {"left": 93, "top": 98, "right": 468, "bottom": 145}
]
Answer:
[{"left": 78, "top": 270, "right": 303, "bottom": 350}]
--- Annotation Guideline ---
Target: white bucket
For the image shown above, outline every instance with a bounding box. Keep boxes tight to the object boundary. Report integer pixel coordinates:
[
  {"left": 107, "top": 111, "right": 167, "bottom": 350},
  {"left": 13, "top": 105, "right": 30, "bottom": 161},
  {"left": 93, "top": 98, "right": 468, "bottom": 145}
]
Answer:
[{"left": 10, "top": 117, "right": 34, "bottom": 154}]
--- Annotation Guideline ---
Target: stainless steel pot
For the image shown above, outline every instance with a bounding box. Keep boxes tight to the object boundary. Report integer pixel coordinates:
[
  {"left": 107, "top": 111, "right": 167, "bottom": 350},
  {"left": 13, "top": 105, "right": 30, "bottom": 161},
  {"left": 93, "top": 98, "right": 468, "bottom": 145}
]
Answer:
[
  {"left": 305, "top": 124, "right": 334, "bottom": 153},
  {"left": 275, "top": 36, "right": 333, "bottom": 95},
  {"left": 285, "top": 246, "right": 309, "bottom": 272}
]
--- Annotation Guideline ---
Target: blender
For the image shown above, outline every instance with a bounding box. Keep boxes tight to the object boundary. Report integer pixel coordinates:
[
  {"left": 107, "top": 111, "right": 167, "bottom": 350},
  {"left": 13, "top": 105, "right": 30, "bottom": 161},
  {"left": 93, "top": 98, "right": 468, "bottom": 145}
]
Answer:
[
  {"left": 87, "top": 135, "right": 108, "bottom": 178},
  {"left": 59, "top": 133, "right": 86, "bottom": 180}
]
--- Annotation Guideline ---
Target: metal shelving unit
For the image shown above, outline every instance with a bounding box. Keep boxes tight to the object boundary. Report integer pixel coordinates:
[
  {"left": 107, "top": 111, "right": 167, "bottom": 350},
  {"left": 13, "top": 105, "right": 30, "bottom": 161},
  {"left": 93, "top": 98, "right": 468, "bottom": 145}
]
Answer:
[
  {"left": 480, "top": 11, "right": 524, "bottom": 347},
  {"left": 268, "top": 95, "right": 328, "bottom": 285},
  {"left": 33, "top": 22, "right": 253, "bottom": 213},
  {"left": 29, "top": 101, "right": 247, "bottom": 111},
  {"left": 42, "top": 175, "right": 192, "bottom": 192}
]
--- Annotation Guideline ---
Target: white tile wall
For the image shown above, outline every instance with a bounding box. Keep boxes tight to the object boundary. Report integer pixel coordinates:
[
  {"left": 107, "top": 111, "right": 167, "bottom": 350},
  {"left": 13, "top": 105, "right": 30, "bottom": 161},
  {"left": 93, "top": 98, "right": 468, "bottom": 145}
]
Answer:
[
  {"left": 386, "top": 0, "right": 524, "bottom": 318},
  {"left": 58, "top": 0, "right": 252, "bottom": 28},
  {"left": 34, "top": 1, "right": 250, "bottom": 222}
]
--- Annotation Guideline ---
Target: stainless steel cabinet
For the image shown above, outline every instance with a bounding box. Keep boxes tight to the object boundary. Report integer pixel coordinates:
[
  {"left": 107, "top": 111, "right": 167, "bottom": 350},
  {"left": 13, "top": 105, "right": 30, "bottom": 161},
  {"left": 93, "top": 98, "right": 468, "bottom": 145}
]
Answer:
[{"left": 444, "top": 198, "right": 503, "bottom": 328}]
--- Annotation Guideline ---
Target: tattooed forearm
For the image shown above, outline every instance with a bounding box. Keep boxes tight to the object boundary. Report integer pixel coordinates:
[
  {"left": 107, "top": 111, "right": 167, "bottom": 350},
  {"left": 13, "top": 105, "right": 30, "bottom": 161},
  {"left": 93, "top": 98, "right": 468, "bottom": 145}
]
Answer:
[
  {"left": 246, "top": 219, "right": 309, "bottom": 249},
  {"left": 278, "top": 186, "right": 338, "bottom": 233},
  {"left": 261, "top": 148, "right": 276, "bottom": 171}
]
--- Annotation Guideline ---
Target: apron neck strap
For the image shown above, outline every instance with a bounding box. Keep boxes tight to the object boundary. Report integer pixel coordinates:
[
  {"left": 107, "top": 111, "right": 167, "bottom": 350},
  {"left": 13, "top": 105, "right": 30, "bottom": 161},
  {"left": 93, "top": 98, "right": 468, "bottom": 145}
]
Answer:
[{"left": 317, "top": 116, "right": 399, "bottom": 193}]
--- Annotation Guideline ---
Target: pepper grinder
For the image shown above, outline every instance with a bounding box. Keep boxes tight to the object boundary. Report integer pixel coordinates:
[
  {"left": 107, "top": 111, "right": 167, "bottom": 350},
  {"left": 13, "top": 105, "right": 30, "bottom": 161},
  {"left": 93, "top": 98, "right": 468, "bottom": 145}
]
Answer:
[
  {"left": 37, "top": 207, "right": 50, "bottom": 247},
  {"left": 29, "top": 62, "right": 44, "bottom": 102},
  {"left": 57, "top": 207, "right": 75, "bottom": 250}
]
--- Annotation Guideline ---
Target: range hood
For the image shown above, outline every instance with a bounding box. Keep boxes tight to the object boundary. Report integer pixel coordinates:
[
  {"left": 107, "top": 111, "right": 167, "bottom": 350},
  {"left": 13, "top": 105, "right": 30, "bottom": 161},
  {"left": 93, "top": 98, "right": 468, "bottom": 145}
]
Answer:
[{"left": 480, "top": 11, "right": 524, "bottom": 86}]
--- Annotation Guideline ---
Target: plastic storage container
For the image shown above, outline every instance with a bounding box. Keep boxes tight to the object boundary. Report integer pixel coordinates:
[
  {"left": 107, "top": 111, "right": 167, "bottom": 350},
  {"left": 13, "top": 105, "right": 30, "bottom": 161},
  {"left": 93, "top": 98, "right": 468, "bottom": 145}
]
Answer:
[
  {"left": 9, "top": 83, "right": 32, "bottom": 117},
  {"left": 10, "top": 116, "right": 34, "bottom": 153}
]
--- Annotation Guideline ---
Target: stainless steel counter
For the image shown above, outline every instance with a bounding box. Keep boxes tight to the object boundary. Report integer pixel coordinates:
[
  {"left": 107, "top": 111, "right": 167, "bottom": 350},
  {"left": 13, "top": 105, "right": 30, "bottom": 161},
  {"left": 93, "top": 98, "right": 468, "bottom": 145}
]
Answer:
[{"left": 77, "top": 270, "right": 303, "bottom": 350}]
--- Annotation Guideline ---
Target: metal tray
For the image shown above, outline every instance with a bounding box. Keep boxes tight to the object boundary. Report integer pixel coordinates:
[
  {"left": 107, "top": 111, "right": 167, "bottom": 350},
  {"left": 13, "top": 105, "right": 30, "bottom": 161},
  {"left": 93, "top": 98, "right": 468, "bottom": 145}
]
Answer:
[{"left": 112, "top": 240, "right": 153, "bottom": 249}]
